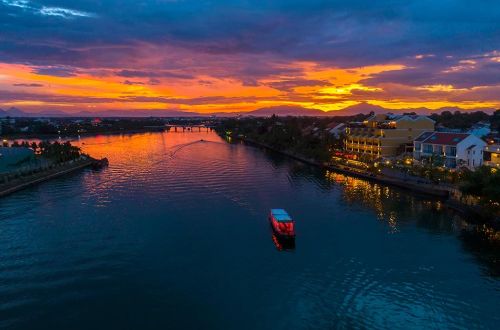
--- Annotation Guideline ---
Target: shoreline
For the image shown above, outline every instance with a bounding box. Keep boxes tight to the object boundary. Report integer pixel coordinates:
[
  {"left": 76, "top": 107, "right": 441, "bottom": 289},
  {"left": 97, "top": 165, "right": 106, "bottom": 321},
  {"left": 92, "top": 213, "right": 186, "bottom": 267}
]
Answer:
[
  {"left": 241, "top": 137, "right": 449, "bottom": 198},
  {"left": 232, "top": 136, "right": 499, "bottom": 226},
  {"left": 2, "top": 127, "right": 166, "bottom": 141},
  {"left": 0, "top": 157, "right": 101, "bottom": 198}
]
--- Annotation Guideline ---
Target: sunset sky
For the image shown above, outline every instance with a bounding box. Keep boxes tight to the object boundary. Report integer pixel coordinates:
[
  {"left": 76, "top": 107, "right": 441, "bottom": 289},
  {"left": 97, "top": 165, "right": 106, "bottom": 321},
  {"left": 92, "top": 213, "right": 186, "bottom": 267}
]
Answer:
[{"left": 1, "top": 0, "right": 499, "bottom": 114}]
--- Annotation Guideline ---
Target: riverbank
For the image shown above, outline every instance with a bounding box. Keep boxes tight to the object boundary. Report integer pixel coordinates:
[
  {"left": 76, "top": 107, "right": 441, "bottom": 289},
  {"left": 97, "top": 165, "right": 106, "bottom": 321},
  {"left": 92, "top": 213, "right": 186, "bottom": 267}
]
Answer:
[
  {"left": 240, "top": 137, "right": 449, "bottom": 197},
  {"left": 232, "top": 136, "right": 499, "bottom": 225},
  {"left": 0, "top": 157, "right": 102, "bottom": 198},
  {"left": 1, "top": 126, "right": 166, "bottom": 141}
]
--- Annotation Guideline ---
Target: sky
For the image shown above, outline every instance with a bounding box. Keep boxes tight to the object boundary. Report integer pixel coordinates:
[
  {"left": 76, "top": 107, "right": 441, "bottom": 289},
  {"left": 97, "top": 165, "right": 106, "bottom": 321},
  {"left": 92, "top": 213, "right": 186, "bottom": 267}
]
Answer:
[{"left": 0, "top": 0, "right": 499, "bottom": 114}]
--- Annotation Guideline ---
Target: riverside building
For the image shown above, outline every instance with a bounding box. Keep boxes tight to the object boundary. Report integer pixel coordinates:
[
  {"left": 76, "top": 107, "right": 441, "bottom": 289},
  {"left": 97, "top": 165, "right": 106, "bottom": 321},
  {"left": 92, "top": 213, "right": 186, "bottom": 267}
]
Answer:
[
  {"left": 413, "top": 132, "right": 486, "bottom": 169},
  {"left": 344, "top": 113, "right": 435, "bottom": 159},
  {"left": 484, "top": 144, "right": 500, "bottom": 168}
]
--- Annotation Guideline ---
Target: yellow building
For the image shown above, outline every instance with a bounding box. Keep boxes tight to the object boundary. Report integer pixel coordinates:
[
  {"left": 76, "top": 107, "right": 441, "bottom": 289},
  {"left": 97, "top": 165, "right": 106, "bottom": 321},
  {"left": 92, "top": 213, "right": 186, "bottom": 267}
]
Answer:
[
  {"left": 344, "top": 113, "right": 435, "bottom": 158},
  {"left": 484, "top": 144, "right": 500, "bottom": 168}
]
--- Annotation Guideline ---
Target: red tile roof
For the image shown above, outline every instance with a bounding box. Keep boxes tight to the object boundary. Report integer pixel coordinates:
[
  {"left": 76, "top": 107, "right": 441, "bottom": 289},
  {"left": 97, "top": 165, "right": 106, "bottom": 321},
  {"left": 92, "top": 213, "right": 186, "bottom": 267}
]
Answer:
[{"left": 419, "top": 132, "right": 470, "bottom": 145}]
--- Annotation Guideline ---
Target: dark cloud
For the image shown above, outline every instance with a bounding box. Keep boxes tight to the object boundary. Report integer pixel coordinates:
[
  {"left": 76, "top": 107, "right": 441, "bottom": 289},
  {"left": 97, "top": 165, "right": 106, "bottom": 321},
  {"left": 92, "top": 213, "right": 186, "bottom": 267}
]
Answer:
[
  {"left": 0, "top": 90, "right": 116, "bottom": 103},
  {"left": 122, "top": 95, "right": 261, "bottom": 106},
  {"left": 362, "top": 58, "right": 500, "bottom": 88},
  {"left": 0, "top": 0, "right": 498, "bottom": 90},
  {"left": 0, "top": 90, "right": 263, "bottom": 105},
  {"left": 266, "top": 79, "right": 331, "bottom": 92},
  {"left": 123, "top": 80, "right": 145, "bottom": 85},
  {"left": 32, "top": 66, "right": 77, "bottom": 77},
  {"left": 13, "top": 83, "right": 44, "bottom": 87},
  {"left": 117, "top": 70, "right": 194, "bottom": 80}
]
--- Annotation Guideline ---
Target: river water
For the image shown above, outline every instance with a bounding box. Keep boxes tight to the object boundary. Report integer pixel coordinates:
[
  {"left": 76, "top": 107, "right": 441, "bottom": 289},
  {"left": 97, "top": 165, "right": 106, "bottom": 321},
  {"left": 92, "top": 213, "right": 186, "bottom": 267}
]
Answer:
[{"left": 0, "top": 131, "right": 498, "bottom": 329}]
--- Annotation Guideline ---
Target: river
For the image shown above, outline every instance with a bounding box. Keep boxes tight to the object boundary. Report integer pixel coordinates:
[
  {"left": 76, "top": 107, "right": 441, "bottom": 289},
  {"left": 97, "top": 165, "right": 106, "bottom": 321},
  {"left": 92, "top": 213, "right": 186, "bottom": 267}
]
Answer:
[{"left": 0, "top": 131, "right": 498, "bottom": 329}]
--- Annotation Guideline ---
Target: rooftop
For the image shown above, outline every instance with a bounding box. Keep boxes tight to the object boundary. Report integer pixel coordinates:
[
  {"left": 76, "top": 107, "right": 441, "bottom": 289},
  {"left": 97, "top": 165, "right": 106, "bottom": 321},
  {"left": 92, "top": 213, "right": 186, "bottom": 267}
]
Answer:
[
  {"left": 416, "top": 132, "right": 471, "bottom": 146},
  {"left": 271, "top": 209, "right": 292, "bottom": 222}
]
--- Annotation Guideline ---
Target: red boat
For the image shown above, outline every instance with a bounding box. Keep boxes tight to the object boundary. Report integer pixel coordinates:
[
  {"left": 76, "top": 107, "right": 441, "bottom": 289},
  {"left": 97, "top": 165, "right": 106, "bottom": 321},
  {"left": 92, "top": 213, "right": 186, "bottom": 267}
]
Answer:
[{"left": 269, "top": 209, "right": 295, "bottom": 238}]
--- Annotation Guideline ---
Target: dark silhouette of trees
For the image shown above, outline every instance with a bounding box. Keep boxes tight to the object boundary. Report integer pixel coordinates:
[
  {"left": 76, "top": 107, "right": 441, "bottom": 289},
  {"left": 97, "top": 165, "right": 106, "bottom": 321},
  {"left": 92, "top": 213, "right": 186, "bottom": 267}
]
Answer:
[{"left": 430, "top": 111, "right": 491, "bottom": 129}]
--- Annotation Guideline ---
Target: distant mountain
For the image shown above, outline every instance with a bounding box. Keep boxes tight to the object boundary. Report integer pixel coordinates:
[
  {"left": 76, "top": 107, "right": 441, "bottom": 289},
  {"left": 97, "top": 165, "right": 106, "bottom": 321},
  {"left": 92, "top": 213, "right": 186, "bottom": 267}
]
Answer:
[
  {"left": 0, "top": 108, "right": 205, "bottom": 118},
  {"left": 67, "top": 109, "right": 202, "bottom": 117},
  {"left": 330, "top": 102, "right": 388, "bottom": 116},
  {"left": 0, "top": 103, "right": 496, "bottom": 118},
  {"left": 0, "top": 107, "right": 27, "bottom": 117},
  {"left": 243, "top": 105, "right": 327, "bottom": 117}
]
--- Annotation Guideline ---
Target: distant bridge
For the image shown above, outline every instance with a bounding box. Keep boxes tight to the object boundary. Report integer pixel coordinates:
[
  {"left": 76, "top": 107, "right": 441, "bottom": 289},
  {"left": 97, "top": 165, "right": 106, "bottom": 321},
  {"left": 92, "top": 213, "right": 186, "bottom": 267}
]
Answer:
[{"left": 165, "top": 124, "right": 213, "bottom": 132}]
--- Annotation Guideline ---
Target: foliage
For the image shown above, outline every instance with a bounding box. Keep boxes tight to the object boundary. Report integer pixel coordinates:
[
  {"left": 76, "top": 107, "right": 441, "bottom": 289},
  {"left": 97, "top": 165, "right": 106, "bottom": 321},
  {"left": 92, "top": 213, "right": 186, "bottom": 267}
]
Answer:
[
  {"left": 215, "top": 115, "right": 366, "bottom": 162},
  {"left": 10, "top": 141, "right": 82, "bottom": 163},
  {"left": 429, "top": 110, "right": 492, "bottom": 129},
  {"left": 0, "top": 117, "right": 167, "bottom": 137},
  {"left": 38, "top": 141, "right": 82, "bottom": 163},
  {"left": 459, "top": 166, "right": 500, "bottom": 204}
]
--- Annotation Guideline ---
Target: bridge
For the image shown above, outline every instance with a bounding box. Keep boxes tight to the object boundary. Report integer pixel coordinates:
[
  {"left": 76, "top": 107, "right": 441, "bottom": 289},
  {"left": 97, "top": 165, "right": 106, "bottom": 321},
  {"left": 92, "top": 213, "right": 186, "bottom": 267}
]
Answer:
[{"left": 165, "top": 124, "right": 213, "bottom": 132}]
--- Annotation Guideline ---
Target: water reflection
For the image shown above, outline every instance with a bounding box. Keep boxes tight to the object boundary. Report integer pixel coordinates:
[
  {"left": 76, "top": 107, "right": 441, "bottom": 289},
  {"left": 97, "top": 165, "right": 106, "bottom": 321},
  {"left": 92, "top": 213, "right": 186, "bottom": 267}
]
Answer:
[
  {"left": 274, "top": 160, "right": 500, "bottom": 276},
  {"left": 1, "top": 131, "right": 499, "bottom": 329},
  {"left": 271, "top": 231, "right": 296, "bottom": 252}
]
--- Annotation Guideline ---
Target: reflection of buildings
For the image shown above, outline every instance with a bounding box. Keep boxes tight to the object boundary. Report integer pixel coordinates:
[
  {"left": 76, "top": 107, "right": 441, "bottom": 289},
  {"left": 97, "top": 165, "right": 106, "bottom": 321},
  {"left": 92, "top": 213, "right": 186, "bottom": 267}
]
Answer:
[
  {"left": 324, "top": 170, "right": 500, "bottom": 276},
  {"left": 324, "top": 170, "right": 437, "bottom": 233},
  {"left": 345, "top": 114, "right": 435, "bottom": 158}
]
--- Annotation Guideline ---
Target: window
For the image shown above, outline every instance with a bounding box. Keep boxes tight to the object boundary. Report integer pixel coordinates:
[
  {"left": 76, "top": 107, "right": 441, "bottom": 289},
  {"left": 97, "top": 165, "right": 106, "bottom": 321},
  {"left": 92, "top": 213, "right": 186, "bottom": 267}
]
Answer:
[
  {"left": 423, "top": 144, "right": 433, "bottom": 153},
  {"left": 446, "top": 146, "right": 457, "bottom": 156},
  {"left": 433, "top": 145, "right": 444, "bottom": 154}
]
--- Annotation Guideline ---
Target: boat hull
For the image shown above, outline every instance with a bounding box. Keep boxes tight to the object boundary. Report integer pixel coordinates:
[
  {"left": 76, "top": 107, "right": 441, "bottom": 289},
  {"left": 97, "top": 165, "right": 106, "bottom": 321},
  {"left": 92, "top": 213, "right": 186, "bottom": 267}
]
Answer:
[{"left": 269, "top": 216, "right": 295, "bottom": 239}]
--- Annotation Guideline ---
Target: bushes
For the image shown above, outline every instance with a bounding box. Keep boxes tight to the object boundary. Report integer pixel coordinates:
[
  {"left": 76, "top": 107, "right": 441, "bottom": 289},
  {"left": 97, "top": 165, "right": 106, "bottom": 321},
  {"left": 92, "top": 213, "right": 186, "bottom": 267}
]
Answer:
[{"left": 459, "top": 166, "right": 500, "bottom": 204}]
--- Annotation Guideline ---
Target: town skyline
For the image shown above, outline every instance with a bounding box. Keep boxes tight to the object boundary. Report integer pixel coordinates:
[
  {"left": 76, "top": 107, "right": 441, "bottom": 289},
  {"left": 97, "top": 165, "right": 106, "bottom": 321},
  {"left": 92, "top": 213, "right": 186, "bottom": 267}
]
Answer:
[{"left": 1, "top": 1, "right": 500, "bottom": 114}]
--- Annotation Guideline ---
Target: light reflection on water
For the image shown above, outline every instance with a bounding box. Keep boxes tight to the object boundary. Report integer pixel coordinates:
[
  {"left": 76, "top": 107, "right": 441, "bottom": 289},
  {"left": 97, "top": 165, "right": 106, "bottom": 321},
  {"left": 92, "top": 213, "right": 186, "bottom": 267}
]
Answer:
[{"left": 0, "top": 131, "right": 498, "bottom": 330}]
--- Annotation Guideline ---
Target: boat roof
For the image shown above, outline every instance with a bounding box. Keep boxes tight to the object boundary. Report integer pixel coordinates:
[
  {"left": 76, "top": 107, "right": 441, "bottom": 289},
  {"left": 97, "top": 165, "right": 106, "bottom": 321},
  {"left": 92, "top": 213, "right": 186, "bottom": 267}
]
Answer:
[{"left": 271, "top": 209, "right": 292, "bottom": 222}]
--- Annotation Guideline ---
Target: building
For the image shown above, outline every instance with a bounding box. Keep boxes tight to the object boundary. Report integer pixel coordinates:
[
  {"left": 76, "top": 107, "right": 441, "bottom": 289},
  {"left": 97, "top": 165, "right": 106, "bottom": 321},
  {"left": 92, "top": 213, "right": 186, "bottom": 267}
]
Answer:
[
  {"left": 484, "top": 144, "right": 500, "bottom": 168},
  {"left": 344, "top": 113, "right": 435, "bottom": 158},
  {"left": 413, "top": 132, "right": 487, "bottom": 169},
  {"left": 0, "top": 147, "right": 35, "bottom": 174},
  {"left": 328, "top": 123, "right": 346, "bottom": 138}
]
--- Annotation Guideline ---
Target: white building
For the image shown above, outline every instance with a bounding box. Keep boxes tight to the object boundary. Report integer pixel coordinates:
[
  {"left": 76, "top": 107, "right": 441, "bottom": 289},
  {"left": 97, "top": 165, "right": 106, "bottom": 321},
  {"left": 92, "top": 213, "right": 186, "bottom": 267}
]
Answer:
[{"left": 413, "top": 132, "right": 486, "bottom": 169}]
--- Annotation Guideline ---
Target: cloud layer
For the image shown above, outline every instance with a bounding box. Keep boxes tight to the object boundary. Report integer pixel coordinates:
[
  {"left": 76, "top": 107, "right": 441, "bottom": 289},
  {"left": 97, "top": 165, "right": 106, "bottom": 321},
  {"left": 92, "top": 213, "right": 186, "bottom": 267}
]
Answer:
[{"left": 0, "top": 0, "right": 499, "bottom": 113}]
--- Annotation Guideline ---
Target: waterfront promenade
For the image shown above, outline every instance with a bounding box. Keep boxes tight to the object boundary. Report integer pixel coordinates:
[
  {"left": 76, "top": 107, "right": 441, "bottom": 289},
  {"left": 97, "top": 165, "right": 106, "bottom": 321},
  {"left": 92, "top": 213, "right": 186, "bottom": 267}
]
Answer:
[{"left": 0, "top": 157, "right": 102, "bottom": 198}]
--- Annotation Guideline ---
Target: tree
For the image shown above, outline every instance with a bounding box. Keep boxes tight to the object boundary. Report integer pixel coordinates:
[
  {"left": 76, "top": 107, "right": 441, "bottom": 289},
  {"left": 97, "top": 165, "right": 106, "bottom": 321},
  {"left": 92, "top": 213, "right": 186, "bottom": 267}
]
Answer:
[{"left": 459, "top": 166, "right": 500, "bottom": 206}]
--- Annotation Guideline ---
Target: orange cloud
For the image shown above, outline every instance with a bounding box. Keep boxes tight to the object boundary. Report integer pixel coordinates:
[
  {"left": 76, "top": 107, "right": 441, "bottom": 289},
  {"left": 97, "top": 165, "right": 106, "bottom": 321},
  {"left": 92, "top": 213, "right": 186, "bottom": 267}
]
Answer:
[{"left": 1, "top": 60, "right": 499, "bottom": 114}]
